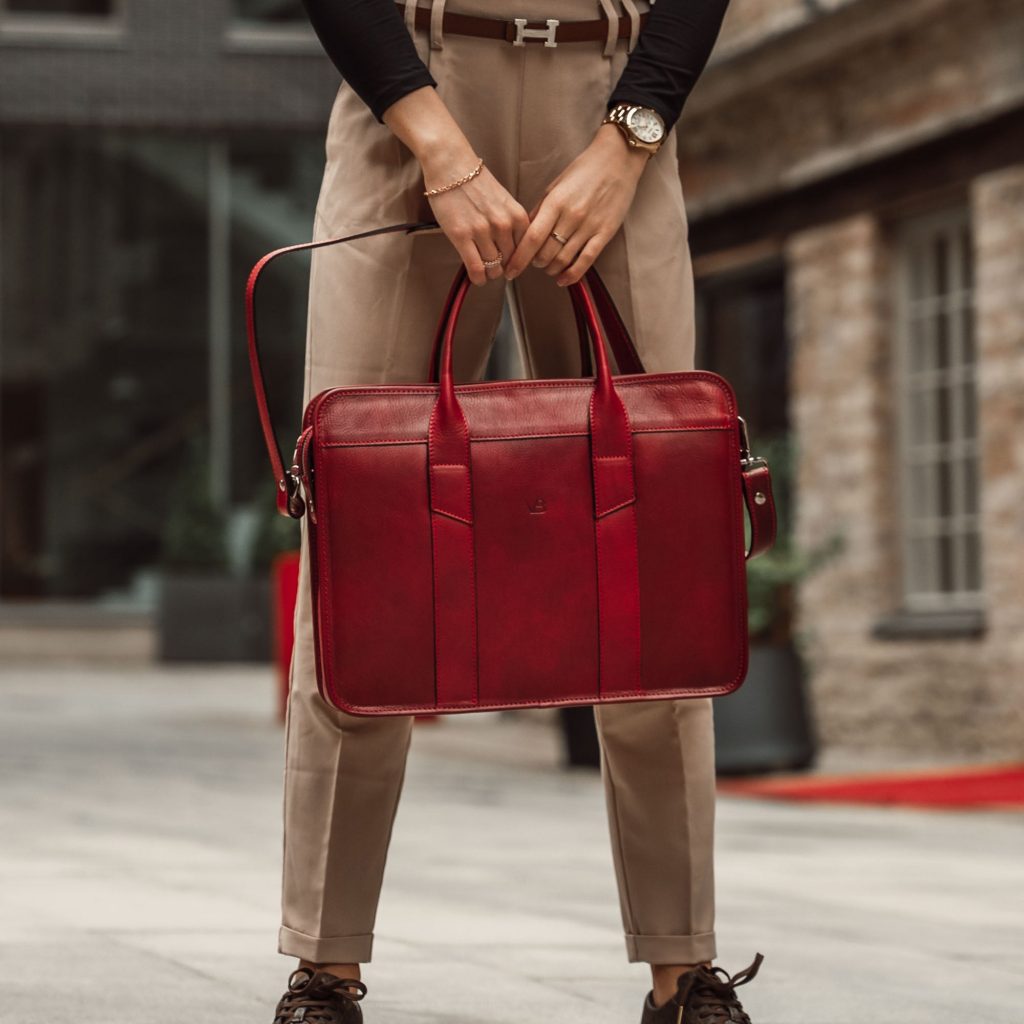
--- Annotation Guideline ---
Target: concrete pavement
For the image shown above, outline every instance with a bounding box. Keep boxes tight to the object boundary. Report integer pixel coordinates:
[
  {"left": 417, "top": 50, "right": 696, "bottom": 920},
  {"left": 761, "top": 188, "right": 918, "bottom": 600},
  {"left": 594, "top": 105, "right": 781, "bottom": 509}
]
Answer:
[{"left": 0, "top": 664, "right": 1021, "bottom": 1023}]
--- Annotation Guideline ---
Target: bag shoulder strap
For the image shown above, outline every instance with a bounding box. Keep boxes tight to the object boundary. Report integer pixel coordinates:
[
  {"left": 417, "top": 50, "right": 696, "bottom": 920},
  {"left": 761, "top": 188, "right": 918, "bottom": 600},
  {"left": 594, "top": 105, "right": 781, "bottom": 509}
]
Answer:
[
  {"left": 247, "top": 218, "right": 646, "bottom": 515},
  {"left": 247, "top": 222, "right": 775, "bottom": 559},
  {"left": 246, "top": 219, "right": 439, "bottom": 516}
]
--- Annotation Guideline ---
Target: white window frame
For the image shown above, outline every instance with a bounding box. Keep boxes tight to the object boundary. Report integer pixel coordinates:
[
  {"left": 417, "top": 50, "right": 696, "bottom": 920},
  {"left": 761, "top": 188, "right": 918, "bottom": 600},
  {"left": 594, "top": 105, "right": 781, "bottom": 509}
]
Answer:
[
  {"left": 0, "top": 0, "right": 123, "bottom": 42},
  {"left": 893, "top": 206, "right": 983, "bottom": 613},
  {"left": 224, "top": 0, "right": 317, "bottom": 53}
]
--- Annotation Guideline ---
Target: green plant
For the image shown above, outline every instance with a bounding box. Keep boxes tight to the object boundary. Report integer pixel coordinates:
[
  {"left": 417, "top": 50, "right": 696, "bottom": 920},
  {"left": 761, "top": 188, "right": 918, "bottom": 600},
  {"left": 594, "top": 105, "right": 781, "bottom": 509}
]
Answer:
[
  {"left": 745, "top": 432, "right": 843, "bottom": 644},
  {"left": 160, "top": 436, "right": 229, "bottom": 572}
]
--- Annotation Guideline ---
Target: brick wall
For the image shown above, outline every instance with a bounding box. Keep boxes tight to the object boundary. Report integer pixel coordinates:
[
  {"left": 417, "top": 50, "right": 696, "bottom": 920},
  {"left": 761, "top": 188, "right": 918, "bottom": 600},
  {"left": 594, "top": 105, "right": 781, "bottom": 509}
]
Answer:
[
  {"left": 970, "top": 165, "right": 1024, "bottom": 756},
  {"left": 681, "top": 0, "right": 1024, "bottom": 759},
  {"left": 785, "top": 182, "right": 1024, "bottom": 759},
  {"left": 715, "top": 0, "right": 861, "bottom": 56},
  {"left": 680, "top": 0, "right": 1024, "bottom": 218}
]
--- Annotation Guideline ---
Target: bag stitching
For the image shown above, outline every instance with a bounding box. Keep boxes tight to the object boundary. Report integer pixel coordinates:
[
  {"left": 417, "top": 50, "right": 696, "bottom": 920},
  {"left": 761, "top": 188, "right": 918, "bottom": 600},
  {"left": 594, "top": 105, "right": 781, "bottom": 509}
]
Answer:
[{"left": 320, "top": 424, "right": 732, "bottom": 448}]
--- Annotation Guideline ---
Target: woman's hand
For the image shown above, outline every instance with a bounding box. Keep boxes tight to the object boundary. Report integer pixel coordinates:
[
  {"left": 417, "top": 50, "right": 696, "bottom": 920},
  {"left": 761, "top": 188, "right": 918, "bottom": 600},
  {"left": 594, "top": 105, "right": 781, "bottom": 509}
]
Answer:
[
  {"left": 504, "top": 124, "right": 652, "bottom": 286},
  {"left": 384, "top": 86, "right": 530, "bottom": 286},
  {"left": 423, "top": 162, "right": 531, "bottom": 286}
]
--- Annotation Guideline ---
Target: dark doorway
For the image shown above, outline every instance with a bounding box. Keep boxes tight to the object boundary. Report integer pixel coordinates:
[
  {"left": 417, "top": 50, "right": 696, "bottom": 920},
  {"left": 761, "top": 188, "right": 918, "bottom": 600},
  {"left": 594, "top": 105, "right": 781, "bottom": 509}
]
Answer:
[{"left": 695, "top": 260, "right": 789, "bottom": 441}]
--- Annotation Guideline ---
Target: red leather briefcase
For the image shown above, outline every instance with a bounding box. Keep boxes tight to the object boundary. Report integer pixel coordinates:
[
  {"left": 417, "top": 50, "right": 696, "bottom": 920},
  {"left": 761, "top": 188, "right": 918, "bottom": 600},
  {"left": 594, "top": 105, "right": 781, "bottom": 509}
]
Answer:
[{"left": 247, "top": 221, "right": 776, "bottom": 716}]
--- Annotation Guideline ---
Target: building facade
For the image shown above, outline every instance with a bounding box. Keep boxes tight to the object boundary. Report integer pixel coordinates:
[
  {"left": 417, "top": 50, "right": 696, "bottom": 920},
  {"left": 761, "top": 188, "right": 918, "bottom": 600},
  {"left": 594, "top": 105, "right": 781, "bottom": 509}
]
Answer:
[
  {"left": 3, "top": 0, "right": 1022, "bottom": 760},
  {"left": 0, "top": 0, "right": 331, "bottom": 633},
  {"left": 685, "top": 0, "right": 1024, "bottom": 757}
]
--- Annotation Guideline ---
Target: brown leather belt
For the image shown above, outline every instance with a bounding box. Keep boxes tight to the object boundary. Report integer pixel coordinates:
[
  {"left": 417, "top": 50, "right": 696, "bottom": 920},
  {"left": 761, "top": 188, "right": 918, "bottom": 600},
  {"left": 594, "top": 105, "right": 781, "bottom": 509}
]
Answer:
[{"left": 396, "top": 3, "right": 649, "bottom": 46}]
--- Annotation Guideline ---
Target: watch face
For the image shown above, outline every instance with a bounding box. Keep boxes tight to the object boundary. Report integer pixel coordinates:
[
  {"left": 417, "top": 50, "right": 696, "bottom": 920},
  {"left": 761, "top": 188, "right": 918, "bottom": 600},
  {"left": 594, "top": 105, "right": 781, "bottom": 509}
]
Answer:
[{"left": 626, "top": 107, "right": 665, "bottom": 144}]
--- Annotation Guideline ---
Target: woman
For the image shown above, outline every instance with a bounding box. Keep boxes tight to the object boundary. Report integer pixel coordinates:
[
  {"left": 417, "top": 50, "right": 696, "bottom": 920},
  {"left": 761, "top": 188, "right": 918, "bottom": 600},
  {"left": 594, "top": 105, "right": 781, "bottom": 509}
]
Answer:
[{"left": 273, "top": 2, "right": 764, "bottom": 1022}]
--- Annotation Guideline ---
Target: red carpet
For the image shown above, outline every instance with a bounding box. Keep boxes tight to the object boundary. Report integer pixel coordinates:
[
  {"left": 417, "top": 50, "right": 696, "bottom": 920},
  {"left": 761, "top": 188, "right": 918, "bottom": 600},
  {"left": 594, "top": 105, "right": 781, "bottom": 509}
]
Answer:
[{"left": 718, "top": 763, "right": 1024, "bottom": 810}]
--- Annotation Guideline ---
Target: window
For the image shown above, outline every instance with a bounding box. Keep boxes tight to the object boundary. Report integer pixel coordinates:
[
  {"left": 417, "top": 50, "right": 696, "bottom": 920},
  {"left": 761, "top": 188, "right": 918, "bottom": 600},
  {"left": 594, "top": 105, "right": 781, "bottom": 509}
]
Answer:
[
  {"left": 2, "top": 0, "right": 113, "bottom": 13},
  {"left": 695, "top": 260, "right": 789, "bottom": 440},
  {"left": 0, "top": 128, "right": 321, "bottom": 603},
  {"left": 227, "top": 0, "right": 315, "bottom": 48},
  {"left": 894, "top": 207, "right": 982, "bottom": 612},
  {"left": 233, "top": 0, "right": 307, "bottom": 22},
  {"left": 0, "top": 0, "right": 120, "bottom": 36}
]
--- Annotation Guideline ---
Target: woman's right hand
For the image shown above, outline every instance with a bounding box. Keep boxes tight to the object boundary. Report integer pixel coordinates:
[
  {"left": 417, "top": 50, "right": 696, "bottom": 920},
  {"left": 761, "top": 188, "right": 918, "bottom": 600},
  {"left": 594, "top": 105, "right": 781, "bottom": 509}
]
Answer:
[
  {"left": 423, "top": 160, "right": 530, "bottom": 286},
  {"left": 384, "top": 86, "right": 529, "bottom": 285}
]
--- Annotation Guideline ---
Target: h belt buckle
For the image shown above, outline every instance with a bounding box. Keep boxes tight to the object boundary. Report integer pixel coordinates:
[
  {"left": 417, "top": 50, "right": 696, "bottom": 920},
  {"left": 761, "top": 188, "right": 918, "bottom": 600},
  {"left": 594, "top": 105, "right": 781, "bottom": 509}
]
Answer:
[{"left": 512, "top": 17, "right": 559, "bottom": 46}]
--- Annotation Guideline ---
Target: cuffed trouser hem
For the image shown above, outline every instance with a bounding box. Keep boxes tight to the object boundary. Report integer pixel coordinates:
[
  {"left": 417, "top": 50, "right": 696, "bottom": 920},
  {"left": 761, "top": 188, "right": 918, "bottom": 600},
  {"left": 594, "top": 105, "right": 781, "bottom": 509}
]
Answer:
[
  {"left": 625, "top": 931, "right": 718, "bottom": 965},
  {"left": 278, "top": 926, "right": 374, "bottom": 964}
]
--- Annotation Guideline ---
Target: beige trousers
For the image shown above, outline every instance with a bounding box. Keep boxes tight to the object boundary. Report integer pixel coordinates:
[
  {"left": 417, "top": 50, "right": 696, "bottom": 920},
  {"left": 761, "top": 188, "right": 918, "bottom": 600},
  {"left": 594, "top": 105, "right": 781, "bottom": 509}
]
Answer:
[{"left": 279, "top": 0, "right": 717, "bottom": 967}]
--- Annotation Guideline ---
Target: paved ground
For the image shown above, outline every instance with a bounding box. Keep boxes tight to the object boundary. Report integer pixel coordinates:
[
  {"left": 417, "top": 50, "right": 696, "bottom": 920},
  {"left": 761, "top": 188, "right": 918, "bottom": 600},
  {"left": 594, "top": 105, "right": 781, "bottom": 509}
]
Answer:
[{"left": 0, "top": 665, "right": 1021, "bottom": 1024}]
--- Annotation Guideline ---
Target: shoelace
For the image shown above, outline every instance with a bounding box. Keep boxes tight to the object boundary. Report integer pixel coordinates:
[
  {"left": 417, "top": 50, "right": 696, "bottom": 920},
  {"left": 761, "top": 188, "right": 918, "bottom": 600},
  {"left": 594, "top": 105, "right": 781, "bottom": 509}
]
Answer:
[
  {"left": 674, "top": 953, "right": 764, "bottom": 1024},
  {"left": 274, "top": 968, "right": 367, "bottom": 1024}
]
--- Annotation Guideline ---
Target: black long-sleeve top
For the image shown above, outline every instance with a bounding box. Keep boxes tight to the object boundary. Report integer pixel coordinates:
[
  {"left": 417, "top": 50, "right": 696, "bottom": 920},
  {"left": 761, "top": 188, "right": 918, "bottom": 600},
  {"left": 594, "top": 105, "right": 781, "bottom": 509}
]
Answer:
[{"left": 299, "top": 0, "right": 730, "bottom": 132}]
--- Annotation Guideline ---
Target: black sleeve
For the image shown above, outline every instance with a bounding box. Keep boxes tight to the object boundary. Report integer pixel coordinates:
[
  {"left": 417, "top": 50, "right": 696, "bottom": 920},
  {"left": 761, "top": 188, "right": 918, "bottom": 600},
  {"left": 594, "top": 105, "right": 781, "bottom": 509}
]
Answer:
[
  {"left": 607, "top": 0, "right": 731, "bottom": 132},
  {"left": 299, "top": 0, "right": 437, "bottom": 124}
]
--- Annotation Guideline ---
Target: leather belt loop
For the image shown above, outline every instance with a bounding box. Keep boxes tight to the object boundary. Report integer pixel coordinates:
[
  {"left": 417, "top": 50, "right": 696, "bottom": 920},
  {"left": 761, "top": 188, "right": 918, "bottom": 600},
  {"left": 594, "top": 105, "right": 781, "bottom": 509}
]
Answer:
[
  {"left": 404, "top": 0, "right": 417, "bottom": 33},
  {"left": 430, "top": 0, "right": 446, "bottom": 49},
  {"left": 596, "top": 0, "right": 619, "bottom": 57},
  {"left": 620, "top": 0, "right": 641, "bottom": 52}
]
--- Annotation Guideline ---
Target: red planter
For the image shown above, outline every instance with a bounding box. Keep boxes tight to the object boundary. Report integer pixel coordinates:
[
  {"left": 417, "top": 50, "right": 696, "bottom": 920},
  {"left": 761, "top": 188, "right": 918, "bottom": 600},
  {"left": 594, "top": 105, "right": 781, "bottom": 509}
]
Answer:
[{"left": 272, "top": 550, "right": 301, "bottom": 722}]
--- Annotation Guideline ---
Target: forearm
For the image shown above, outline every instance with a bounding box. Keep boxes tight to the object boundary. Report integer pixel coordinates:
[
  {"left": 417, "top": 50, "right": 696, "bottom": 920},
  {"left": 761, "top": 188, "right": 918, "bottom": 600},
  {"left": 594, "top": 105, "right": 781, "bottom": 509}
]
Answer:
[
  {"left": 383, "top": 86, "right": 480, "bottom": 190},
  {"left": 608, "top": 0, "right": 731, "bottom": 131},
  {"left": 593, "top": 121, "right": 653, "bottom": 174}
]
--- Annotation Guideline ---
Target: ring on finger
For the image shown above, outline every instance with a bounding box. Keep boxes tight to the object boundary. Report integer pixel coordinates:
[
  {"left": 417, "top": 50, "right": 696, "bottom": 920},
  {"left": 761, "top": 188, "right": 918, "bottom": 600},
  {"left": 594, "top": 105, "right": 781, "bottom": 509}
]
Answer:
[
  {"left": 550, "top": 230, "right": 569, "bottom": 246},
  {"left": 481, "top": 250, "right": 504, "bottom": 268}
]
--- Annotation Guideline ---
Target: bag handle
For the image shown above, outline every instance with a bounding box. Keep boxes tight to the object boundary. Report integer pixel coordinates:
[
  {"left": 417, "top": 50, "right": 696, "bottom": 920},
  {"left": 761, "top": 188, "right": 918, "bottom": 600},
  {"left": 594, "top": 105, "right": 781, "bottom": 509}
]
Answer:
[
  {"left": 429, "top": 264, "right": 635, "bottom": 523},
  {"left": 246, "top": 219, "right": 439, "bottom": 517},
  {"left": 427, "top": 264, "right": 778, "bottom": 563},
  {"left": 246, "top": 217, "right": 645, "bottom": 517},
  {"left": 427, "top": 265, "right": 642, "bottom": 703},
  {"left": 424, "top": 263, "right": 647, "bottom": 383},
  {"left": 246, "top": 221, "right": 776, "bottom": 562}
]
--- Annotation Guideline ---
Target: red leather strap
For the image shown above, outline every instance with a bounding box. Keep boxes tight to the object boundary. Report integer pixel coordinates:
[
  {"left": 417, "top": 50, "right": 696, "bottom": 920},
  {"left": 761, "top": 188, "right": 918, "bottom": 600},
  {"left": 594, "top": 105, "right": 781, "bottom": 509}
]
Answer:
[
  {"left": 741, "top": 463, "right": 777, "bottom": 560},
  {"left": 576, "top": 281, "right": 642, "bottom": 694},
  {"left": 426, "top": 266, "right": 645, "bottom": 382},
  {"left": 425, "top": 268, "right": 468, "bottom": 381},
  {"left": 245, "top": 219, "right": 440, "bottom": 517},
  {"left": 428, "top": 267, "right": 479, "bottom": 707},
  {"left": 578, "top": 269, "right": 646, "bottom": 375},
  {"left": 245, "top": 218, "right": 643, "bottom": 521},
  {"left": 431, "top": 269, "right": 642, "bottom": 699},
  {"left": 245, "top": 220, "right": 777, "bottom": 569},
  {"left": 569, "top": 286, "right": 594, "bottom": 375}
]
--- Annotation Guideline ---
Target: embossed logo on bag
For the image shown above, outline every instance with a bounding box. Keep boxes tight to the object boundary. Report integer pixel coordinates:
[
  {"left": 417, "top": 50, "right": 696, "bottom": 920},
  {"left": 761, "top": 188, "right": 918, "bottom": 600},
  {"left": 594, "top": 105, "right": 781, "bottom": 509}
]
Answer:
[{"left": 527, "top": 497, "right": 548, "bottom": 515}]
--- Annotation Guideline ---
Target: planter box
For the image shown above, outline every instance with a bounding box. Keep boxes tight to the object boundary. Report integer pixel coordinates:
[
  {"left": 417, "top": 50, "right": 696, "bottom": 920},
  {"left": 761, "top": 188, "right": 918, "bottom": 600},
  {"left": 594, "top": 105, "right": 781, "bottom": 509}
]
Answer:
[
  {"left": 713, "top": 643, "right": 816, "bottom": 776},
  {"left": 157, "top": 572, "right": 271, "bottom": 663}
]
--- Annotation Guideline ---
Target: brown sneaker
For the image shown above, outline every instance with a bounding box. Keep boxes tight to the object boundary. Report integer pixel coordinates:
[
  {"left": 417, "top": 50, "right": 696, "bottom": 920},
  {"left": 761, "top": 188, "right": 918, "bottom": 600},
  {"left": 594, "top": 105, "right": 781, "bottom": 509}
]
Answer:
[
  {"left": 272, "top": 968, "right": 366, "bottom": 1024},
  {"left": 640, "top": 954, "right": 764, "bottom": 1024}
]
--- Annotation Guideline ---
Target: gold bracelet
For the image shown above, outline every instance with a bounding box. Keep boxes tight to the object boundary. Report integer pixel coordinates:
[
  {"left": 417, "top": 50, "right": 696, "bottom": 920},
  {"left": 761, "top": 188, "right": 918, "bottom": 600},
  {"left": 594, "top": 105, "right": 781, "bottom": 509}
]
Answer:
[{"left": 423, "top": 157, "right": 484, "bottom": 197}]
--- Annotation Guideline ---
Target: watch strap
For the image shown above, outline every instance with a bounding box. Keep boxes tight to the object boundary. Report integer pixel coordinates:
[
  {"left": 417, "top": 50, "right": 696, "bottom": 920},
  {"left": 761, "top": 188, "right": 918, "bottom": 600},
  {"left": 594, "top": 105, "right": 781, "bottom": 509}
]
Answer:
[{"left": 602, "top": 103, "right": 663, "bottom": 153}]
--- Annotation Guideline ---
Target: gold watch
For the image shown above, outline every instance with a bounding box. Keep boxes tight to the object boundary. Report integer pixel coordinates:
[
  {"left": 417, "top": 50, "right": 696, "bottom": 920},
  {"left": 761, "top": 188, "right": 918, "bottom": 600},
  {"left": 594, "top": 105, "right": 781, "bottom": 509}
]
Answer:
[{"left": 602, "top": 103, "right": 666, "bottom": 154}]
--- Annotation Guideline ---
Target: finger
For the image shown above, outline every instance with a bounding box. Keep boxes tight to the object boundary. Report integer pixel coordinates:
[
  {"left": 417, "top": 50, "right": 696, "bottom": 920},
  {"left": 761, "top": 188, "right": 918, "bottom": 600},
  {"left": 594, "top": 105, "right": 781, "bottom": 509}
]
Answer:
[
  {"left": 536, "top": 227, "right": 581, "bottom": 274},
  {"left": 475, "top": 235, "right": 506, "bottom": 282},
  {"left": 557, "top": 235, "right": 606, "bottom": 287},
  {"left": 490, "top": 215, "right": 517, "bottom": 277},
  {"left": 510, "top": 206, "right": 531, "bottom": 248},
  {"left": 505, "top": 202, "right": 560, "bottom": 279},
  {"left": 452, "top": 229, "right": 487, "bottom": 286},
  {"left": 501, "top": 209, "right": 532, "bottom": 281},
  {"left": 532, "top": 212, "right": 587, "bottom": 270}
]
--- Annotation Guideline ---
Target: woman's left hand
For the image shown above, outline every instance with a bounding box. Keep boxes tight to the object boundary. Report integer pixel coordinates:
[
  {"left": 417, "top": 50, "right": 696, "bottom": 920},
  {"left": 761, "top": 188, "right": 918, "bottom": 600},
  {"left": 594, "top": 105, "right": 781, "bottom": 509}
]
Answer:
[{"left": 504, "top": 124, "right": 652, "bottom": 286}]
